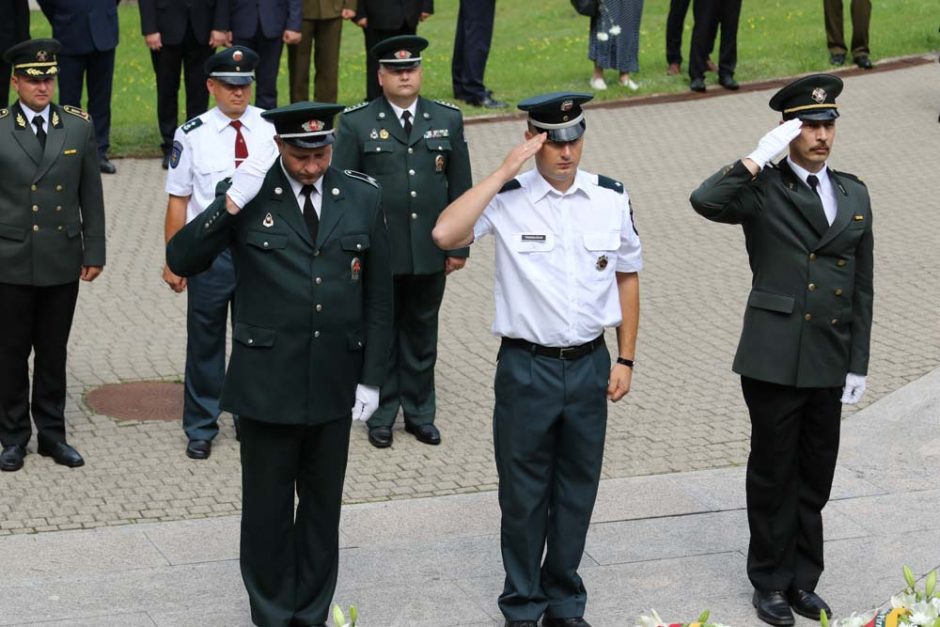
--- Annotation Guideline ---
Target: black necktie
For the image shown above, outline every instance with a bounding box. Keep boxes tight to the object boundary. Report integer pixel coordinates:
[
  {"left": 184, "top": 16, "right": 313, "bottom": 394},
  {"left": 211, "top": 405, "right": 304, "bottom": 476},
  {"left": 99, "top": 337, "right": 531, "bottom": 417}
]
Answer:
[
  {"left": 301, "top": 184, "right": 319, "bottom": 243},
  {"left": 401, "top": 110, "right": 412, "bottom": 137},
  {"left": 32, "top": 115, "right": 46, "bottom": 150},
  {"left": 807, "top": 174, "right": 821, "bottom": 199}
]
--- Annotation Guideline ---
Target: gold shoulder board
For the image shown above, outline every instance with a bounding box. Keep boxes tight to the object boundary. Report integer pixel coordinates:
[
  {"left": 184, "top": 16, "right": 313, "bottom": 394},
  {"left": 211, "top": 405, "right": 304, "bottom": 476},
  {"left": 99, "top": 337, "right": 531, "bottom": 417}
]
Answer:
[{"left": 63, "top": 105, "right": 90, "bottom": 121}]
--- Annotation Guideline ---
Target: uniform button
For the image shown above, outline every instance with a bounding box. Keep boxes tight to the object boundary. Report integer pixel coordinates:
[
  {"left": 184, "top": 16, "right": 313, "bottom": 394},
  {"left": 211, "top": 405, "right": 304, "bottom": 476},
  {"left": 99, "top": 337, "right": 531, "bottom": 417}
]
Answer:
[
  {"left": 831, "top": 318, "right": 838, "bottom": 325},
  {"left": 55, "top": 185, "right": 62, "bottom": 192},
  {"left": 410, "top": 190, "right": 417, "bottom": 197},
  {"left": 808, "top": 283, "right": 816, "bottom": 291},
  {"left": 834, "top": 288, "right": 843, "bottom": 296},
  {"left": 837, "top": 259, "right": 847, "bottom": 267},
  {"left": 407, "top": 147, "right": 413, "bottom": 154},
  {"left": 804, "top": 313, "right": 812, "bottom": 321},
  {"left": 30, "top": 184, "right": 37, "bottom": 191},
  {"left": 356, "top": 243, "right": 362, "bottom": 250},
  {"left": 56, "top": 206, "right": 62, "bottom": 211},
  {"left": 411, "top": 212, "right": 417, "bottom": 220},
  {"left": 315, "top": 277, "right": 322, "bottom": 285},
  {"left": 314, "top": 331, "right": 320, "bottom": 338},
  {"left": 357, "top": 341, "right": 363, "bottom": 347},
  {"left": 57, "top": 225, "right": 63, "bottom": 231},
  {"left": 314, "top": 250, "right": 320, "bottom": 256},
  {"left": 809, "top": 253, "right": 816, "bottom": 261},
  {"left": 315, "top": 304, "right": 322, "bottom": 312},
  {"left": 408, "top": 169, "right": 415, "bottom": 176},
  {"left": 376, "top": 146, "right": 381, "bottom": 152},
  {"left": 33, "top": 225, "right": 39, "bottom": 231},
  {"left": 263, "top": 241, "right": 269, "bottom": 248},
  {"left": 248, "top": 338, "right": 254, "bottom": 345},
  {"left": 32, "top": 205, "right": 39, "bottom": 212}
]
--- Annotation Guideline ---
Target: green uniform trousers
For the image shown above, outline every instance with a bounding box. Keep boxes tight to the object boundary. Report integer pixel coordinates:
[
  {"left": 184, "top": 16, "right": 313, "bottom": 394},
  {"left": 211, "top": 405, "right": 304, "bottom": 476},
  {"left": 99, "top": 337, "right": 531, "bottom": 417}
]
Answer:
[
  {"left": 368, "top": 272, "right": 445, "bottom": 428},
  {"left": 824, "top": 0, "right": 871, "bottom": 56},
  {"left": 493, "top": 341, "right": 609, "bottom": 622},
  {"left": 239, "top": 415, "right": 351, "bottom": 627},
  {"left": 287, "top": 17, "right": 343, "bottom": 104}
]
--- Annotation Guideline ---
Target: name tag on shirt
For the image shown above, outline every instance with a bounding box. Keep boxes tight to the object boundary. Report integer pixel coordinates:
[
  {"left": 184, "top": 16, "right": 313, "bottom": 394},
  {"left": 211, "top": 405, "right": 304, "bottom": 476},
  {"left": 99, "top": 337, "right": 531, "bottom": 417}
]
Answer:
[{"left": 521, "top": 234, "right": 546, "bottom": 242}]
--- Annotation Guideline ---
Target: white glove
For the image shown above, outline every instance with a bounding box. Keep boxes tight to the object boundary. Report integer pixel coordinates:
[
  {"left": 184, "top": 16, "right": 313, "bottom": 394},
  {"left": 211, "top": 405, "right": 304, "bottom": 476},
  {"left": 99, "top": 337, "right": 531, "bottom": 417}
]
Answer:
[
  {"left": 351, "top": 384, "right": 379, "bottom": 422},
  {"left": 225, "top": 140, "right": 279, "bottom": 213},
  {"left": 746, "top": 118, "right": 803, "bottom": 169},
  {"left": 840, "top": 373, "right": 867, "bottom": 405}
]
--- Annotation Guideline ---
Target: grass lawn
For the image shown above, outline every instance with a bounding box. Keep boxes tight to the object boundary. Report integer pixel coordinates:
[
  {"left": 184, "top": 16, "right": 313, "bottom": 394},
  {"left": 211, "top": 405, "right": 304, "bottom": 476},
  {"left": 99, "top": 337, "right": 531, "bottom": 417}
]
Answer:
[{"left": 15, "top": 0, "right": 940, "bottom": 157}]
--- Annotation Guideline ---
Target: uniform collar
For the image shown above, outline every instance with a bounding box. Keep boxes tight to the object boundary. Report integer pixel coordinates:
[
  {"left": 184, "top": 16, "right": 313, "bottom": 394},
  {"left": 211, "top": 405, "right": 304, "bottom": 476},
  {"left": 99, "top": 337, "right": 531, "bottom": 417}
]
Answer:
[
  {"left": 386, "top": 98, "right": 418, "bottom": 123},
  {"left": 212, "top": 105, "right": 256, "bottom": 132},
  {"left": 523, "top": 167, "right": 590, "bottom": 203},
  {"left": 279, "top": 158, "right": 324, "bottom": 203},
  {"left": 16, "top": 102, "right": 50, "bottom": 130},
  {"left": 785, "top": 157, "right": 830, "bottom": 189}
]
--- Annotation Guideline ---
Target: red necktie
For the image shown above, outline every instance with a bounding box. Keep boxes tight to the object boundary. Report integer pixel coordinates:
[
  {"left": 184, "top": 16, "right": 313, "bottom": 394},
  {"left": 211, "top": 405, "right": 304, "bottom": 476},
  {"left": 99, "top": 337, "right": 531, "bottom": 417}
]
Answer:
[{"left": 231, "top": 120, "right": 248, "bottom": 168}]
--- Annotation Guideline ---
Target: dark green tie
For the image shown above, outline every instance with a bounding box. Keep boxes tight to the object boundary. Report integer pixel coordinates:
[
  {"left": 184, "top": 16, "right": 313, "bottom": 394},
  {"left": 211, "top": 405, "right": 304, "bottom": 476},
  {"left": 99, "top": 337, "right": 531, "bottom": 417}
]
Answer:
[
  {"left": 301, "top": 184, "right": 319, "bottom": 243},
  {"left": 32, "top": 115, "right": 46, "bottom": 150}
]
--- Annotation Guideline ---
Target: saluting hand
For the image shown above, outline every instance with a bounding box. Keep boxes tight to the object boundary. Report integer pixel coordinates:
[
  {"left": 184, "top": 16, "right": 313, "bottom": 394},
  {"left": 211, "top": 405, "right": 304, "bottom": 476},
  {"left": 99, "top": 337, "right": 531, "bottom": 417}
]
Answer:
[
  {"left": 607, "top": 363, "right": 632, "bottom": 402},
  {"left": 499, "top": 133, "right": 547, "bottom": 182},
  {"left": 746, "top": 118, "right": 803, "bottom": 171}
]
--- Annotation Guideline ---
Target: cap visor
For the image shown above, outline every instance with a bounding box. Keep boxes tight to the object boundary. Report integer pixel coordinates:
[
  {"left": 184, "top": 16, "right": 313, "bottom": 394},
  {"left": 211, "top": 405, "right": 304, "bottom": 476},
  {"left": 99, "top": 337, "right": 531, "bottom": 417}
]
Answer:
[
  {"left": 797, "top": 109, "right": 840, "bottom": 121},
  {"left": 537, "top": 122, "right": 585, "bottom": 143},
  {"left": 282, "top": 134, "right": 336, "bottom": 149},
  {"left": 213, "top": 75, "right": 254, "bottom": 86},
  {"left": 380, "top": 60, "right": 421, "bottom": 70}
]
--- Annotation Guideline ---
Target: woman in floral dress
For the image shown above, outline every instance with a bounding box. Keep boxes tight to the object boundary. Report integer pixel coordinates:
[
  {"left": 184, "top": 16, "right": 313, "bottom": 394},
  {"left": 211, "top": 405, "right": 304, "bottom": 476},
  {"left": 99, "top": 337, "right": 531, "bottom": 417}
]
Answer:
[{"left": 589, "top": 0, "right": 645, "bottom": 91}]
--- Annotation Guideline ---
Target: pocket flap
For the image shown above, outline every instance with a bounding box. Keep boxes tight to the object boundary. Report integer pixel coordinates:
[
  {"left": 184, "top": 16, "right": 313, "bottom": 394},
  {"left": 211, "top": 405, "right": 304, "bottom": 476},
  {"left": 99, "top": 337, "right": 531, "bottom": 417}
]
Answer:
[
  {"left": 513, "top": 232, "right": 555, "bottom": 252},
  {"left": 582, "top": 231, "right": 619, "bottom": 251},
  {"left": 0, "top": 223, "right": 27, "bottom": 242},
  {"left": 246, "top": 230, "right": 288, "bottom": 250},
  {"left": 233, "top": 323, "right": 276, "bottom": 347},
  {"left": 347, "top": 331, "right": 365, "bottom": 351},
  {"left": 747, "top": 289, "right": 795, "bottom": 314},
  {"left": 340, "top": 234, "right": 370, "bottom": 252},
  {"left": 65, "top": 222, "right": 82, "bottom": 238},
  {"left": 364, "top": 141, "right": 393, "bottom": 154},
  {"left": 426, "top": 139, "right": 452, "bottom": 152}
]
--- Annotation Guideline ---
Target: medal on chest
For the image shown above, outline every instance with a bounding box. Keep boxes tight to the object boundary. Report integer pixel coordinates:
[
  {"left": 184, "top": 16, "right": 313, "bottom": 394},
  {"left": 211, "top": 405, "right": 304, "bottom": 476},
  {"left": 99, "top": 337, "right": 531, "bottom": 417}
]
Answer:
[
  {"left": 350, "top": 257, "right": 361, "bottom": 281},
  {"left": 595, "top": 255, "right": 608, "bottom": 271},
  {"left": 262, "top": 213, "right": 274, "bottom": 228}
]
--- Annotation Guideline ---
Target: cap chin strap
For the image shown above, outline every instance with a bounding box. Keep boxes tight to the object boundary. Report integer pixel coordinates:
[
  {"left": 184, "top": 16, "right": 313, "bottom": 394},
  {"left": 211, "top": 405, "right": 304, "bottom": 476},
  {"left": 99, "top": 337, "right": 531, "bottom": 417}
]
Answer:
[
  {"left": 211, "top": 72, "right": 256, "bottom": 80},
  {"left": 278, "top": 129, "right": 335, "bottom": 140},
  {"left": 530, "top": 112, "right": 585, "bottom": 130},
  {"left": 783, "top": 103, "right": 838, "bottom": 114}
]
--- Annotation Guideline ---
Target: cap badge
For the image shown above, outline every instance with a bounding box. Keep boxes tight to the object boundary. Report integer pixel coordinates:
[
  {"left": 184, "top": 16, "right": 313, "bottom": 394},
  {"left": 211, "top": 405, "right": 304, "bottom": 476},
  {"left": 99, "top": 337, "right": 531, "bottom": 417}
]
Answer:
[
  {"left": 561, "top": 100, "right": 574, "bottom": 112},
  {"left": 811, "top": 88, "right": 827, "bottom": 104},
  {"left": 301, "top": 119, "right": 325, "bottom": 132},
  {"left": 233, "top": 50, "right": 244, "bottom": 62},
  {"left": 596, "top": 255, "right": 609, "bottom": 271},
  {"left": 36, "top": 50, "right": 48, "bottom": 62},
  {"left": 262, "top": 213, "right": 274, "bottom": 228},
  {"left": 394, "top": 49, "right": 412, "bottom": 59}
]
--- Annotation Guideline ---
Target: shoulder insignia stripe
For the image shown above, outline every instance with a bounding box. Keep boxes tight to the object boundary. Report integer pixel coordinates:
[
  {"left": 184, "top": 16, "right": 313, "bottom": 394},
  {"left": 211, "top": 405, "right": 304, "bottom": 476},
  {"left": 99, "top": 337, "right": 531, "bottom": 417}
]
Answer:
[
  {"left": 343, "top": 169, "right": 380, "bottom": 188},
  {"left": 597, "top": 174, "right": 624, "bottom": 193},
  {"left": 434, "top": 100, "right": 461, "bottom": 111},
  {"left": 181, "top": 117, "right": 203, "bottom": 134},
  {"left": 342, "top": 102, "right": 369, "bottom": 114},
  {"left": 498, "top": 179, "right": 522, "bottom": 194},
  {"left": 62, "top": 104, "right": 90, "bottom": 121},
  {"left": 831, "top": 169, "right": 866, "bottom": 187}
]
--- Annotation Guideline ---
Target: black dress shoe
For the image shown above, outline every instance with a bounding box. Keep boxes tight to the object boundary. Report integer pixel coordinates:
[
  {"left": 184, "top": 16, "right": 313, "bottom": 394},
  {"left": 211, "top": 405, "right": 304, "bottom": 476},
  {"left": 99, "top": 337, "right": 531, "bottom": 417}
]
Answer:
[
  {"left": 690, "top": 77, "right": 706, "bottom": 92},
  {"left": 161, "top": 153, "right": 170, "bottom": 170},
  {"left": 368, "top": 426, "right": 393, "bottom": 448},
  {"left": 186, "top": 439, "right": 211, "bottom": 459},
  {"left": 405, "top": 422, "right": 441, "bottom": 445},
  {"left": 543, "top": 617, "right": 591, "bottom": 626},
  {"left": 753, "top": 590, "right": 794, "bottom": 626},
  {"left": 718, "top": 75, "right": 739, "bottom": 90},
  {"left": 853, "top": 55, "right": 873, "bottom": 69},
  {"left": 468, "top": 95, "right": 508, "bottom": 109},
  {"left": 38, "top": 441, "right": 84, "bottom": 467},
  {"left": 0, "top": 444, "right": 27, "bottom": 471},
  {"left": 788, "top": 588, "right": 831, "bottom": 620},
  {"left": 829, "top": 52, "right": 846, "bottom": 65},
  {"left": 99, "top": 157, "right": 117, "bottom": 174},
  {"left": 505, "top": 621, "right": 538, "bottom": 627}
]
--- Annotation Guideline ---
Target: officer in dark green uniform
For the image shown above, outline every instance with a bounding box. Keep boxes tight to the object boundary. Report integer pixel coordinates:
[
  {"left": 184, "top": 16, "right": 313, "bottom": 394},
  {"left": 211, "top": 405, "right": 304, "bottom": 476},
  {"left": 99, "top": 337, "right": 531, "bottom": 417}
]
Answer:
[
  {"left": 690, "top": 74, "right": 874, "bottom": 627},
  {"left": 167, "top": 102, "right": 393, "bottom": 627},
  {"left": 333, "top": 34, "right": 471, "bottom": 448},
  {"left": 0, "top": 39, "right": 105, "bottom": 472}
]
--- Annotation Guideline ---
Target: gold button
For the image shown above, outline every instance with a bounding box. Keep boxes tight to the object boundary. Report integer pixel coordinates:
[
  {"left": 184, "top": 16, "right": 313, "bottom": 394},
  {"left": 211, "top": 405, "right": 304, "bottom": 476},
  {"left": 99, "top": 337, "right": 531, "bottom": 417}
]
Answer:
[
  {"left": 32, "top": 225, "right": 39, "bottom": 231},
  {"left": 837, "top": 259, "right": 846, "bottom": 267},
  {"left": 808, "top": 283, "right": 816, "bottom": 291},
  {"left": 804, "top": 313, "right": 812, "bottom": 321},
  {"left": 56, "top": 185, "right": 62, "bottom": 191},
  {"left": 834, "top": 288, "right": 843, "bottom": 296},
  {"left": 32, "top": 205, "right": 39, "bottom": 212},
  {"left": 30, "top": 184, "right": 37, "bottom": 191},
  {"left": 831, "top": 318, "right": 838, "bottom": 325},
  {"left": 809, "top": 253, "right": 816, "bottom": 261}
]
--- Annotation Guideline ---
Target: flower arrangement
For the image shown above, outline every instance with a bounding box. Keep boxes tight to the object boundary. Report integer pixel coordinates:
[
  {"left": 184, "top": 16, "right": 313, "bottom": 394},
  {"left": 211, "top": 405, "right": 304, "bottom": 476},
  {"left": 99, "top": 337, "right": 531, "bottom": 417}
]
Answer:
[
  {"left": 332, "top": 603, "right": 358, "bottom": 627},
  {"left": 635, "top": 609, "right": 730, "bottom": 627},
  {"left": 822, "top": 566, "right": 939, "bottom": 627}
]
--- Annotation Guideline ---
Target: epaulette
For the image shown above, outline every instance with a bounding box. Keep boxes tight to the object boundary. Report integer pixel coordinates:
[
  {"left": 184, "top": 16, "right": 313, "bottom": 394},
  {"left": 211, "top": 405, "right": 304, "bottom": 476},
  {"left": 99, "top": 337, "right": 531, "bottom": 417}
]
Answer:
[
  {"left": 498, "top": 179, "right": 521, "bottom": 193},
  {"left": 214, "top": 177, "right": 233, "bottom": 197},
  {"left": 343, "top": 169, "right": 379, "bottom": 188},
  {"left": 342, "top": 102, "right": 369, "bottom": 114},
  {"left": 62, "top": 105, "right": 90, "bottom": 121},
  {"left": 0, "top": 108, "right": 7, "bottom": 119},
  {"left": 597, "top": 174, "right": 624, "bottom": 193},
  {"left": 181, "top": 117, "right": 203, "bottom": 134},
  {"left": 832, "top": 169, "right": 866, "bottom": 187},
  {"left": 434, "top": 100, "right": 461, "bottom": 111}
]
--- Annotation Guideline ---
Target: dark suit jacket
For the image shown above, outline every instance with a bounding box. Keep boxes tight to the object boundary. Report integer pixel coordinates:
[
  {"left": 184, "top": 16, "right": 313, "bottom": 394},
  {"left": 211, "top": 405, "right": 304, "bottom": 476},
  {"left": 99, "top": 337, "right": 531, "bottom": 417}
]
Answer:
[
  {"left": 690, "top": 158, "right": 874, "bottom": 388},
  {"left": 226, "top": 0, "right": 303, "bottom": 40},
  {"left": 138, "top": 0, "right": 230, "bottom": 46},
  {"left": 0, "top": 0, "right": 30, "bottom": 54},
  {"left": 354, "top": 0, "right": 432, "bottom": 30},
  {"left": 37, "top": 0, "right": 120, "bottom": 54},
  {"left": 0, "top": 103, "right": 106, "bottom": 285},
  {"left": 333, "top": 96, "right": 470, "bottom": 275},
  {"left": 166, "top": 164, "right": 393, "bottom": 425}
]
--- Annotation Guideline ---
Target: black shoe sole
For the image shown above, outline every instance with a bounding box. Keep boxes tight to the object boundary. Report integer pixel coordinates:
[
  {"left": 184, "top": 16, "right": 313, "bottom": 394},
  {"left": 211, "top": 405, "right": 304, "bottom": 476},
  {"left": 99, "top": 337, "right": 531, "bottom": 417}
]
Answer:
[
  {"left": 791, "top": 605, "right": 831, "bottom": 621},
  {"left": 367, "top": 431, "right": 393, "bottom": 448},
  {"left": 38, "top": 449, "right": 84, "bottom": 467},
  {"left": 0, "top": 461, "right": 24, "bottom": 471}
]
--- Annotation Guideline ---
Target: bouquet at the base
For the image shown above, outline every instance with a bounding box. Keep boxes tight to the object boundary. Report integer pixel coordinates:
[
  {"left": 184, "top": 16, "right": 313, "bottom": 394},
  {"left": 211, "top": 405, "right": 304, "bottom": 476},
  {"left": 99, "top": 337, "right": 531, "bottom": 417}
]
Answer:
[
  {"left": 332, "top": 604, "right": 358, "bottom": 627},
  {"left": 823, "top": 567, "right": 939, "bottom": 627},
  {"left": 635, "top": 609, "right": 729, "bottom": 627}
]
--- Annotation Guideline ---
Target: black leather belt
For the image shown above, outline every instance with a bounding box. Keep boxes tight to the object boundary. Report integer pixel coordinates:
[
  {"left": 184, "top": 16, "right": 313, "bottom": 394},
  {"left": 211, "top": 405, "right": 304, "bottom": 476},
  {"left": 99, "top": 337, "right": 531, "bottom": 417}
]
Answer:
[{"left": 500, "top": 335, "right": 605, "bottom": 360}]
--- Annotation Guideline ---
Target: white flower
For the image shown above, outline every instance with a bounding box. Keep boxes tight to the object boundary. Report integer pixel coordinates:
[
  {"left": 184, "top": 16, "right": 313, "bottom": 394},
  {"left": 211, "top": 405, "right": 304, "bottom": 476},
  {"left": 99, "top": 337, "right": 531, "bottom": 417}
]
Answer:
[
  {"left": 633, "top": 609, "right": 665, "bottom": 627},
  {"left": 908, "top": 600, "right": 939, "bottom": 625},
  {"left": 890, "top": 592, "right": 917, "bottom": 609},
  {"left": 829, "top": 612, "right": 875, "bottom": 627},
  {"left": 609, "top": 25, "right": 622, "bottom": 35},
  {"left": 596, "top": 32, "right": 609, "bottom": 42}
]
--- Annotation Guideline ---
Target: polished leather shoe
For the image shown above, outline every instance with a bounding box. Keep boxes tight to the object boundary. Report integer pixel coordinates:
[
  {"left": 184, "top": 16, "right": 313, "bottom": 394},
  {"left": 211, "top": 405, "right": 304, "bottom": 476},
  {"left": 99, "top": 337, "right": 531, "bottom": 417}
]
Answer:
[
  {"left": 666, "top": 62, "right": 680, "bottom": 75},
  {"left": 186, "top": 439, "right": 211, "bottom": 460},
  {"left": 753, "top": 590, "right": 794, "bottom": 626},
  {"left": 718, "top": 75, "right": 739, "bottom": 90},
  {"left": 368, "top": 426, "right": 393, "bottom": 448},
  {"left": 405, "top": 422, "right": 441, "bottom": 445},
  {"left": 0, "top": 444, "right": 27, "bottom": 471},
  {"left": 468, "top": 95, "right": 508, "bottom": 109},
  {"left": 830, "top": 52, "right": 846, "bottom": 65},
  {"left": 505, "top": 622, "right": 538, "bottom": 627},
  {"left": 854, "top": 55, "right": 873, "bottom": 69},
  {"left": 690, "top": 77, "right": 706, "bottom": 92},
  {"left": 788, "top": 588, "right": 831, "bottom": 621},
  {"left": 99, "top": 157, "right": 117, "bottom": 174},
  {"left": 543, "top": 617, "right": 591, "bottom": 626},
  {"left": 38, "top": 441, "right": 84, "bottom": 467}
]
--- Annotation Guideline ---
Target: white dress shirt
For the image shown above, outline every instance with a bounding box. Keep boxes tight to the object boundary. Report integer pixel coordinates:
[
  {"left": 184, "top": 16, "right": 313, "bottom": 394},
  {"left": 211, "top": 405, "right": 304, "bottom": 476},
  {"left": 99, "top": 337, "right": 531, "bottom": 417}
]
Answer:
[
  {"left": 166, "top": 105, "right": 278, "bottom": 223},
  {"left": 24, "top": 104, "right": 50, "bottom": 136},
  {"left": 787, "top": 158, "right": 837, "bottom": 226},
  {"left": 473, "top": 168, "right": 643, "bottom": 346},
  {"left": 280, "top": 162, "right": 323, "bottom": 218},
  {"left": 387, "top": 100, "right": 418, "bottom": 129}
]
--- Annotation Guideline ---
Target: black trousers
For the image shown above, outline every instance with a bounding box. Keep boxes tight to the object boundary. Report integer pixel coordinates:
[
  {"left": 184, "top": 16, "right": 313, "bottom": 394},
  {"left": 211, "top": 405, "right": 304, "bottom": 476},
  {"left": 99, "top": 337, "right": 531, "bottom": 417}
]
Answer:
[
  {"left": 57, "top": 49, "right": 115, "bottom": 157},
  {"left": 239, "top": 415, "right": 351, "bottom": 627},
  {"left": 741, "top": 376, "right": 842, "bottom": 593},
  {"left": 0, "top": 281, "right": 79, "bottom": 447},
  {"left": 689, "top": 0, "right": 740, "bottom": 80},
  {"left": 362, "top": 25, "right": 416, "bottom": 101},
  {"left": 451, "top": 0, "right": 496, "bottom": 102},
  {"left": 665, "top": 0, "right": 692, "bottom": 65},
  {"left": 233, "top": 32, "right": 283, "bottom": 110},
  {"left": 150, "top": 22, "right": 213, "bottom": 155}
]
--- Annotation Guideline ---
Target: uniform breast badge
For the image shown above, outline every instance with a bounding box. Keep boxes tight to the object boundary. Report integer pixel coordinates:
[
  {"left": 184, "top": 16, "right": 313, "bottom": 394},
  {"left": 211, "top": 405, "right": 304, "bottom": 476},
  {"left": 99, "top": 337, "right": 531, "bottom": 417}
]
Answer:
[
  {"left": 350, "top": 257, "right": 361, "bottom": 281},
  {"left": 595, "top": 255, "right": 608, "bottom": 270},
  {"left": 379, "top": 129, "right": 390, "bottom": 140},
  {"left": 435, "top": 154, "right": 445, "bottom": 172},
  {"left": 262, "top": 213, "right": 274, "bottom": 228},
  {"left": 370, "top": 128, "right": 378, "bottom": 140},
  {"left": 169, "top": 140, "right": 183, "bottom": 169}
]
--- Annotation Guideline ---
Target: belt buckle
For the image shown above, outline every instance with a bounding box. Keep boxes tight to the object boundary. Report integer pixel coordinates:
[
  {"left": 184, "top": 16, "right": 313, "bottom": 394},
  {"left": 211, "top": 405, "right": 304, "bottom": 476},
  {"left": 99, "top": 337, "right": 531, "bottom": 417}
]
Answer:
[{"left": 558, "top": 346, "right": 577, "bottom": 360}]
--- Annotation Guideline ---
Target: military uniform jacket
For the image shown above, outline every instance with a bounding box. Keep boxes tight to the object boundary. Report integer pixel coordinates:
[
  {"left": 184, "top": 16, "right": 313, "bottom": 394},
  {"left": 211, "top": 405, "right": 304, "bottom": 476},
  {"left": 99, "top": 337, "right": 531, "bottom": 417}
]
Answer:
[
  {"left": 690, "top": 158, "right": 874, "bottom": 388},
  {"left": 166, "top": 162, "right": 393, "bottom": 425},
  {"left": 302, "top": 0, "right": 355, "bottom": 19},
  {"left": 0, "top": 102, "right": 106, "bottom": 286},
  {"left": 333, "top": 96, "right": 470, "bottom": 275}
]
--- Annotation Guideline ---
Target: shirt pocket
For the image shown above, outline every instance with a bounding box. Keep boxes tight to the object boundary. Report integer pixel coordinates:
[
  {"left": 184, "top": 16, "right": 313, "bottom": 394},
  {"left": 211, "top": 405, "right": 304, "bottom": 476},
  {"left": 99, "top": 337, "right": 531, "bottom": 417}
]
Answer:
[
  {"left": 194, "top": 160, "right": 230, "bottom": 198},
  {"left": 512, "top": 232, "right": 556, "bottom": 282},
  {"left": 245, "top": 230, "right": 288, "bottom": 251},
  {"left": 582, "top": 230, "right": 619, "bottom": 280}
]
